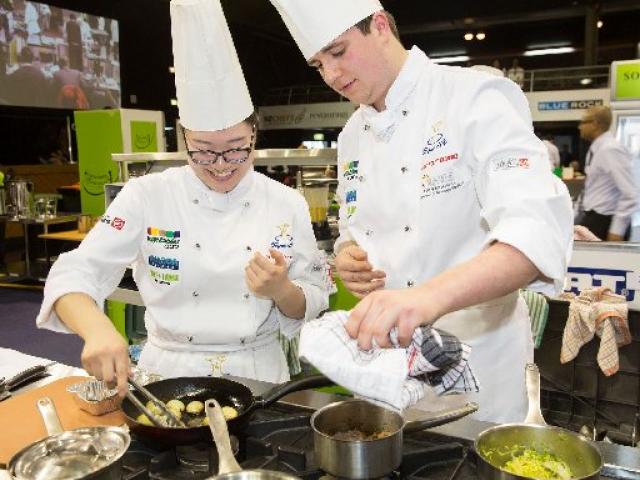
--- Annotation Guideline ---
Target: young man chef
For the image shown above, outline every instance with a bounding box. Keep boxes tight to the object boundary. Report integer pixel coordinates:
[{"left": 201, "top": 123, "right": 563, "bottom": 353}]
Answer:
[
  {"left": 271, "top": 0, "right": 573, "bottom": 422},
  {"left": 36, "top": 0, "right": 328, "bottom": 397}
]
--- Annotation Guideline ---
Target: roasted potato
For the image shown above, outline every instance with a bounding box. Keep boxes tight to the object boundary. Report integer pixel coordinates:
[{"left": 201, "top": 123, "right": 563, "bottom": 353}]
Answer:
[
  {"left": 136, "top": 414, "right": 153, "bottom": 426},
  {"left": 222, "top": 406, "right": 238, "bottom": 420},
  {"left": 186, "top": 400, "right": 204, "bottom": 415}
]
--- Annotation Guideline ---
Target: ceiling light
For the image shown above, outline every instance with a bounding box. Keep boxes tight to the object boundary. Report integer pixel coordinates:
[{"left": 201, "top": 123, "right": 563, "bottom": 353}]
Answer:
[
  {"left": 170, "top": 98, "right": 178, "bottom": 106},
  {"left": 524, "top": 46, "right": 575, "bottom": 56},
  {"left": 432, "top": 55, "right": 470, "bottom": 64},
  {"left": 464, "top": 32, "right": 474, "bottom": 41},
  {"left": 475, "top": 32, "right": 486, "bottom": 40},
  {"left": 597, "top": 20, "right": 603, "bottom": 28},
  {"left": 169, "top": 66, "right": 175, "bottom": 74},
  {"left": 580, "top": 78, "right": 593, "bottom": 85}
]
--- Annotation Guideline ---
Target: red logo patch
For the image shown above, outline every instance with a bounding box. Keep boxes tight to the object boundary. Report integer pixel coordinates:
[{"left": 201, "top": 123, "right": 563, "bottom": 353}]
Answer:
[
  {"left": 111, "top": 217, "right": 126, "bottom": 230},
  {"left": 518, "top": 158, "right": 530, "bottom": 168}
]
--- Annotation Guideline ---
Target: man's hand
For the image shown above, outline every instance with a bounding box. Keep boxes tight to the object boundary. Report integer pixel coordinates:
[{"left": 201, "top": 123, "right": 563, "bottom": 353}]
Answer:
[
  {"left": 335, "top": 244, "right": 386, "bottom": 298},
  {"left": 345, "top": 288, "right": 437, "bottom": 350},
  {"left": 606, "top": 232, "right": 624, "bottom": 241},
  {"left": 245, "top": 249, "right": 289, "bottom": 300},
  {"left": 81, "top": 322, "right": 130, "bottom": 397}
]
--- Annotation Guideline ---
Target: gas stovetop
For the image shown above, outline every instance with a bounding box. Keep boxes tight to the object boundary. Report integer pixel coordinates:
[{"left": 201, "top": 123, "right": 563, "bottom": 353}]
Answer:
[{"left": 119, "top": 402, "right": 622, "bottom": 480}]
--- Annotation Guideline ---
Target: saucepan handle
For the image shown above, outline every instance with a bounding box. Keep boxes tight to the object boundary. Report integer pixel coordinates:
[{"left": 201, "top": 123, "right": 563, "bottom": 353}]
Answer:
[
  {"left": 254, "top": 374, "right": 334, "bottom": 408},
  {"left": 523, "top": 363, "right": 547, "bottom": 426},
  {"left": 37, "top": 397, "right": 64, "bottom": 436},
  {"left": 403, "top": 402, "right": 478, "bottom": 433}
]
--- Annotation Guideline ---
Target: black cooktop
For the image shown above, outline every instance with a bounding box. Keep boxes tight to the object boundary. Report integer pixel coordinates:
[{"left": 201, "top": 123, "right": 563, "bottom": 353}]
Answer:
[{"left": 119, "top": 402, "right": 619, "bottom": 480}]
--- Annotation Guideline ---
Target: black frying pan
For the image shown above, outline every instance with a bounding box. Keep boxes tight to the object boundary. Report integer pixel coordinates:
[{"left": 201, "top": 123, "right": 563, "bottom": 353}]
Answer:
[{"left": 120, "top": 374, "right": 331, "bottom": 447}]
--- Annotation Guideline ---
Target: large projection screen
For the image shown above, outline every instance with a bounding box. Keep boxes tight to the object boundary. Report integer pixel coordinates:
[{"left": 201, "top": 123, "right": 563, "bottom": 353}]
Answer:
[{"left": 0, "top": 0, "right": 120, "bottom": 109}]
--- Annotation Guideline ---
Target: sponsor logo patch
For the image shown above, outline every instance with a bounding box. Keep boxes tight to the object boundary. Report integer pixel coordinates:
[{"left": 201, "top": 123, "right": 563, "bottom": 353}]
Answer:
[
  {"left": 148, "top": 255, "right": 179, "bottom": 270},
  {"left": 422, "top": 132, "right": 447, "bottom": 155},
  {"left": 422, "top": 153, "right": 459, "bottom": 170},
  {"left": 342, "top": 160, "right": 359, "bottom": 181},
  {"left": 149, "top": 269, "right": 180, "bottom": 285},
  {"left": 421, "top": 170, "right": 465, "bottom": 199},
  {"left": 147, "top": 227, "right": 181, "bottom": 250}
]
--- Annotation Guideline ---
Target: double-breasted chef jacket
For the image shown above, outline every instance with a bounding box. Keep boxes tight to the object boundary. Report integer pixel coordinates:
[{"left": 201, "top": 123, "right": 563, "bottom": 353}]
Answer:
[
  {"left": 37, "top": 166, "right": 329, "bottom": 383},
  {"left": 335, "top": 47, "right": 574, "bottom": 423}
]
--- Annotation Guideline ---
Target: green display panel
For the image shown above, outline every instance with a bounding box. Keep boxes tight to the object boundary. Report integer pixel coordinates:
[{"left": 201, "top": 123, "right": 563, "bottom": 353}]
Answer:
[
  {"left": 74, "top": 110, "right": 123, "bottom": 216},
  {"left": 613, "top": 61, "right": 640, "bottom": 101},
  {"left": 130, "top": 121, "right": 158, "bottom": 152}
]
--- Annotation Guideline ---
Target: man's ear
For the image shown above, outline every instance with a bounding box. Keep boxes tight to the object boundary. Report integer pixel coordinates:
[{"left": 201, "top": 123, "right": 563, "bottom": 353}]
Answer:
[{"left": 371, "top": 11, "right": 391, "bottom": 36}]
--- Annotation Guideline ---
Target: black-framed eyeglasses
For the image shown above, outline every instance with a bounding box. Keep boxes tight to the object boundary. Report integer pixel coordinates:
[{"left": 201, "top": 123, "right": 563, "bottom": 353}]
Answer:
[{"left": 182, "top": 126, "right": 256, "bottom": 165}]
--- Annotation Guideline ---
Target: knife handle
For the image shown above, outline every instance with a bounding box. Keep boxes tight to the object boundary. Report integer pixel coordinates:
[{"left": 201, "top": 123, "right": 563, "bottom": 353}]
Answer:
[{"left": 6, "top": 365, "right": 50, "bottom": 391}]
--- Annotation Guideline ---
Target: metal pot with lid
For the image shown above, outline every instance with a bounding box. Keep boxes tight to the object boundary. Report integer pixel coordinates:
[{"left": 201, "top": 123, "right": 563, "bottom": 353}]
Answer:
[{"left": 9, "top": 397, "right": 130, "bottom": 480}]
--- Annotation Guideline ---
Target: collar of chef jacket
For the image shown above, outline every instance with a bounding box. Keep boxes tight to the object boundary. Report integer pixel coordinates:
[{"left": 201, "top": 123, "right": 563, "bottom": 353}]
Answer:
[
  {"left": 360, "top": 46, "right": 427, "bottom": 142},
  {"left": 184, "top": 165, "right": 255, "bottom": 212}
]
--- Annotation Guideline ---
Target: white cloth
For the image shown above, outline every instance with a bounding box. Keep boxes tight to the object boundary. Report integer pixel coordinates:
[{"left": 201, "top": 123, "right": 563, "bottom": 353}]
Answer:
[
  {"left": 270, "top": 0, "right": 382, "bottom": 60},
  {"left": 300, "top": 311, "right": 478, "bottom": 411},
  {"left": 171, "top": 0, "right": 253, "bottom": 131},
  {"left": 583, "top": 131, "right": 637, "bottom": 236},
  {"left": 334, "top": 47, "right": 572, "bottom": 422},
  {"left": 543, "top": 139, "right": 561, "bottom": 169},
  {"left": 37, "top": 167, "right": 329, "bottom": 383}
]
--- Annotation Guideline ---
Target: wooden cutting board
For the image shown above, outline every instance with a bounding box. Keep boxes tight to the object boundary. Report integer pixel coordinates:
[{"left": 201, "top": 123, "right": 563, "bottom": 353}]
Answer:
[{"left": 0, "top": 376, "right": 126, "bottom": 466}]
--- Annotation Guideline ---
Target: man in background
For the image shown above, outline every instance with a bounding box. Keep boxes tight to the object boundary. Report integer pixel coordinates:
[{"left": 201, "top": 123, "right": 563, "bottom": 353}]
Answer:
[
  {"left": 542, "top": 136, "right": 560, "bottom": 170},
  {"left": 577, "top": 106, "right": 636, "bottom": 240}
]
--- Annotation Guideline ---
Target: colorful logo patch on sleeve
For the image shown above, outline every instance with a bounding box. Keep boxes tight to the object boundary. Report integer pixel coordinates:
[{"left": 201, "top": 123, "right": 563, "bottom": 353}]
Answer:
[
  {"left": 344, "top": 189, "right": 357, "bottom": 218},
  {"left": 100, "top": 215, "right": 126, "bottom": 230},
  {"left": 148, "top": 255, "right": 180, "bottom": 270},
  {"left": 492, "top": 157, "right": 531, "bottom": 172},
  {"left": 147, "top": 227, "right": 181, "bottom": 250},
  {"left": 342, "top": 160, "right": 359, "bottom": 181}
]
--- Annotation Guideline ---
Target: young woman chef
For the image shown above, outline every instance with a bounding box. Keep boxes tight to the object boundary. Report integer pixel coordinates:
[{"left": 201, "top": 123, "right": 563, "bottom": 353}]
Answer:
[{"left": 36, "top": 0, "right": 328, "bottom": 397}]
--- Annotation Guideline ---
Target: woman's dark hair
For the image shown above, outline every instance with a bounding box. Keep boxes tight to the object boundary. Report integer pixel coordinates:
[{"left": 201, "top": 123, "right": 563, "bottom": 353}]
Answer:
[{"left": 355, "top": 11, "right": 400, "bottom": 41}]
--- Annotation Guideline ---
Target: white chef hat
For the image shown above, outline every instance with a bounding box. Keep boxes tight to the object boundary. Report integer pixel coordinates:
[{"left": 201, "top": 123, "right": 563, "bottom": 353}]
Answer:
[
  {"left": 270, "top": 0, "right": 383, "bottom": 60},
  {"left": 170, "top": 0, "right": 253, "bottom": 131}
]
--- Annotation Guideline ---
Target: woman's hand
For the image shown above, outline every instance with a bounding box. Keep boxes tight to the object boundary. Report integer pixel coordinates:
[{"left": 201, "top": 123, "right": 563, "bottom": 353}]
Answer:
[
  {"left": 245, "top": 249, "right": 289, "bottom": 300},
  {"left": 80, "top": 320, "right": 130, "bottom": 397}
]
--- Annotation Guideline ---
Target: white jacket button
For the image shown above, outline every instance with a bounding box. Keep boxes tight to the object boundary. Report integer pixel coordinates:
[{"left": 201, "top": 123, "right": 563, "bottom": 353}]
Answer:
[
  {"left": 401, "top": 166, "right": 408, "bottom": 173},
  {"left": 192, "top": 291, "right": 199, "bottom": 297},
  {"left": 359, "top": 175, "right": 366, "bottom": 183},
  {"left": 243, "top": 293, "right": 250, "bottom": 300},
  {"left": 365, "top": 229, "right": 373, "bottom": 236},
  {"left": 195, "top": 243, "right": 201, "bottom": 249},
  {"left": 243, "top": 201, "right": 251, "bottom": 208},
  {"left": 192, "top": 198, "right": 199, "bottom": 204},
  {"left": 246, "top": 245, "right": 252, "bottom": 251},
  {"left": 404, "top": 225, "right": 411, "bottom": 232},
  {"left": 407, "top": 280, "right": 414, "bottom": 287}
]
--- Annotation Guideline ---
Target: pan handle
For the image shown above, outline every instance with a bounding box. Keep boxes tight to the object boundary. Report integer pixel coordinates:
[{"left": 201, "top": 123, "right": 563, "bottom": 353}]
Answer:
[
  {"left": 403, "top": 402, "right": 478, "bottom": 433},
  {"left": 254, "top": 374, "right": 334, "bottom": 408},
  {"left": 205, "top": 399, "right": 242, "bottom": 475},
  {"left": 523, "top": 363, "right": 547, "bottom": 426},
  {"left": 37, "top": 397, "right": 64, "bottom": 436}
]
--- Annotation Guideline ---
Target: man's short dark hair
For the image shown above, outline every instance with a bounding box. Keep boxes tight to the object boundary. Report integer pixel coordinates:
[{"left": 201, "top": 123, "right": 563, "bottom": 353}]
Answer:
[{"left": 355, "top": 11, "right": 400, "bottom": 41}]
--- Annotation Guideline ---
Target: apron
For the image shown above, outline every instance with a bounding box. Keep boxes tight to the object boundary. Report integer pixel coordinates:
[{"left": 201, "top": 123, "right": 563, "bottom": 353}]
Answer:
[
  {"left": 413, "top": 292, "right": 533, "bottom": 423},
  {"left": 138, "top": 332, "right": 290, "bottom": 383}
]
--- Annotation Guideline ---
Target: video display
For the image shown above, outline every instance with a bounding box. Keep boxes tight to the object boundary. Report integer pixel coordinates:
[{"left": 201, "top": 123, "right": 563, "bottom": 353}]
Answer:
[{"left": 0, "top": 0, "right": 120, "bottom": 109}]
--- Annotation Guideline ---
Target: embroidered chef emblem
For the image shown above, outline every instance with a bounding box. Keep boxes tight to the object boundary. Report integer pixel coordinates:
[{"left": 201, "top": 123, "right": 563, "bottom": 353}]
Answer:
[
  {"left": 147, "top": 227, "right": 181, "bottom": 250},
  {"left": 342, "top": 160, "right": 359, "bottom": 181},
  {"left": 100, "top": 215, "right": 126, "bottom": 230},
  {"left": 492, "top": 157, "right": 531, "bottom": 172},
  {"left": 422, "top": 121, "right": 449, "bottom": 156},
  {"left": 271, "top": 223, "right": 294, "bottom": 249},
  {"left": 421, "top": 169, "right": 465, "bottom": 199}
]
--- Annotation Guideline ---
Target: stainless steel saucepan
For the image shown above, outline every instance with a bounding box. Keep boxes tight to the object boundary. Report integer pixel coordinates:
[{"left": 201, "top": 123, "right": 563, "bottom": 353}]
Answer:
[
  {"left": 475, "top": 364, "right": 603, "bottom": 480},
  {"left": 311, "top": 399, "right": 478, "bottom": 479}
]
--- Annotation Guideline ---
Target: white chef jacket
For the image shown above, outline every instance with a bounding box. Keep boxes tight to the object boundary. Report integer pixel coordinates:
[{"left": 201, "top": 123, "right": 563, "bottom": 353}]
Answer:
[
  {"left": 583, "top": 131, "right": 637, "bottom": 236},
  {"left": 37, "top": 166, "right": 328, "bottom": 383},
  {"left": 335, "top": 47, "right": 573, "bottom": 422}
]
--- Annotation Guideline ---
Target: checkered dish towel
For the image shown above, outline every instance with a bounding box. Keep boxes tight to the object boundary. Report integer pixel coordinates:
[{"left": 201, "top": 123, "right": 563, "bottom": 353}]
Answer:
[
  {"left": 299, "top": 310, "right": 479, "bottom": 411},
  {"left": 560, "top": 287, "right": 631, "bottom": 376}
]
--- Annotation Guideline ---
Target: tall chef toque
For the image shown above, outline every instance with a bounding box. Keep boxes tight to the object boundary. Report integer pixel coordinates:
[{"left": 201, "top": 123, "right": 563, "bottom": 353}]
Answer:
[
  {"left": 170, "top": 0, "right": 253, "bottom": 131},
  {"left": 270, "top": 0, "right": 383, "bottom": 60}
]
